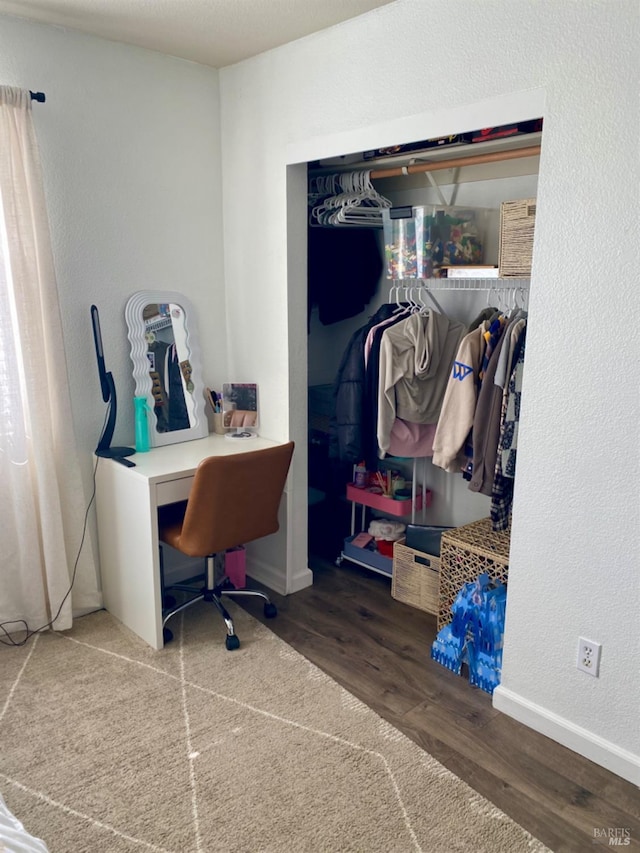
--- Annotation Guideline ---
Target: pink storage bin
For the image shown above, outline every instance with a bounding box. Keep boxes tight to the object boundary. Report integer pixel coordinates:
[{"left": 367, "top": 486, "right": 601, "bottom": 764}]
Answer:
[
  {"left": 346, "top": 484, "right": 431, "bottom": 516},
  {"left": 225, "top": 546, "right": 246, "bottom": 588}
]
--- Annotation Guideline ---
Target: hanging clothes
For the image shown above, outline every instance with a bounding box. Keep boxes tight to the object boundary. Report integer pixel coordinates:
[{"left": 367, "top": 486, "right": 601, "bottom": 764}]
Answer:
[
  {"left": 501, "top": 328, "right": 526, "bottom": 477},
  {"left": 377, "top": 310, "right": 466, "bottom": 458},
  {"left": 468, "top": 317, "right": 511, "bottom": 495},
  {"left": 387, "top": 418, "right": 437, "bottom": 458},
  {"left": 468, "top": 305, "right": 497, "bottom": 332},
  {"left": 491, "top": 328, "right": 526, "bottom": 530},
  {"left": 330, "top": 301, "right": 444, "bottom": 465},
  {"left": 431, "top": 320, "right": 489, "bottom": 473},
  {"left": 468, "top": 311, "right": 527, "bottom": 497},
  {"left": 478, "top": 313, "right": 506, "bottom": 383},
  {"left": 330, "top": 302, "right": 398, "bottom": 463},
  {"left": 494, "top": 315, "right": 526, "bottom": 391},
  {"left": 361, "top": 307, "right": 411, "bottom": 467}
]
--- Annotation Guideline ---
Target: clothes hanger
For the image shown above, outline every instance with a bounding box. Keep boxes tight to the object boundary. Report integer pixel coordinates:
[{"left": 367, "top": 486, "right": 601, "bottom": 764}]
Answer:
[
  {"left": 325, "top": 172, "right": 374, "bottom": 227},
  {"left": 408, "top": 285, "right": 422, "bottom": 313},
  {"left": 416, "top": 285, "right": 431, "bottom": 314},
  {"left": 389, "top": 284, "right": 410, "bottom": 314},
  {"left": 310, "top": 170, "right": 390, "bottom": 228},
  {"left": 310, "top": 172, "right": 345, "bottom": 226},
  {"left": 309, "top": 175, "right": 342, "bottom": 227},
  {"left": 332, "top": 171, "right": 391, "bottom": 227}
]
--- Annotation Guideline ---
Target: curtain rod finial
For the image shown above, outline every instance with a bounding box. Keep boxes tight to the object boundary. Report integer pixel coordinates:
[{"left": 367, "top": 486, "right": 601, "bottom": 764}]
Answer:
[{"left": 29, "top": 91, "right": 46, "bottom": 103}]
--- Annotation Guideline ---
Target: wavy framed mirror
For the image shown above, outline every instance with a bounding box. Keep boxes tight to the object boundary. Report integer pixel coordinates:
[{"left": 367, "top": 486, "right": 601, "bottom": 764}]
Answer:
[{"left": 125, "top": 290, "right": 208, "bottom": 447}]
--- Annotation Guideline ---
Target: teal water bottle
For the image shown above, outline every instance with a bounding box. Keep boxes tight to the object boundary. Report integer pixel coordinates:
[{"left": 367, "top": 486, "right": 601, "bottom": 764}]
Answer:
[{"left": 134, "top": 396, "right": 151, "bottom": 453}]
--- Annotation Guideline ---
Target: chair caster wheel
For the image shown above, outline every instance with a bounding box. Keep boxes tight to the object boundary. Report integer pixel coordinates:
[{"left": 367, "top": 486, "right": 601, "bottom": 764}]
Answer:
[
  {"left": 163, "top": 627, "right": 173, "bottom": 644},
  {"left": 264, "top": 602, "right": 277, "bottom": 619},
  {"left": 225, "top": 634, "right": 240, "bottom": 651}
]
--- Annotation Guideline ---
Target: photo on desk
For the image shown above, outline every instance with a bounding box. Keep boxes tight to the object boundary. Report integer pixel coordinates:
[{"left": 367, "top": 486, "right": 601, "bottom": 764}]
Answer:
[{"left": 222, "top": 383, "right": 259, "bottom": 432}]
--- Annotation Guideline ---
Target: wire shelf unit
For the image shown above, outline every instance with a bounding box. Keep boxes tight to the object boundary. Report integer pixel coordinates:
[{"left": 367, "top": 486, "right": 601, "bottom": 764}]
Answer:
[{"left": 388, "top": 277, "right": 530, "bottom": 313}]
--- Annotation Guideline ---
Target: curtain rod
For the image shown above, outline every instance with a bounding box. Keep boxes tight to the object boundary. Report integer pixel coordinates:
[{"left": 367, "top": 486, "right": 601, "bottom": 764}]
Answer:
[
  {"left": 369, "top": 144, "right": 541, "bottom": 180},
  {"left": 30, "top": 91, "right": 46, "bottom": 103}
]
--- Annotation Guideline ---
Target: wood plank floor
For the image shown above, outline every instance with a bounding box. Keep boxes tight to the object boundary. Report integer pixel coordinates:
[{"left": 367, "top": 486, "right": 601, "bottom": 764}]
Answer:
[{"left": 238, "top": 553, "right": 640, "bottom": 853}]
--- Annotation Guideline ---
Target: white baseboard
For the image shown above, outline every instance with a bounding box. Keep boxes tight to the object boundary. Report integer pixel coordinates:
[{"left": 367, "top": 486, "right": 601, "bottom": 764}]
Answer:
[
  {"left": 245, "top": 559, "right": 285, "bottom": 595},
  {"left": 493, "top": 685, "right": 640, "bottom": 787},
  {"left": 246, "top": 557, "right": 311, "bottom": 596},
  {"left": 287, "top": 566, "right": 313, "bottom": 594}
]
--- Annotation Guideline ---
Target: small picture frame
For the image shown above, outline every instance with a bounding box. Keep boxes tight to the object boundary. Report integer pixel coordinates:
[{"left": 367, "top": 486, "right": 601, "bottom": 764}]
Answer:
[{"left": 222, "top": 383, "right": 259, "bottom": 438}]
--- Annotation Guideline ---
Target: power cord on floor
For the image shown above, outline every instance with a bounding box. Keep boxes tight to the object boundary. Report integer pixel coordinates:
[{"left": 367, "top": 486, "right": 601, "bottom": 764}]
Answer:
[{"left": 0, "top": 453, "right": 100, "bottom": 647}]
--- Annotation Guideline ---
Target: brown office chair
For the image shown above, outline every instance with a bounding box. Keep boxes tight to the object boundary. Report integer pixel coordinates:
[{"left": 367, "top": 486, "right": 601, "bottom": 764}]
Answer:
[{"left": 158, "top": 441, "right": 294, "bottom": 650}]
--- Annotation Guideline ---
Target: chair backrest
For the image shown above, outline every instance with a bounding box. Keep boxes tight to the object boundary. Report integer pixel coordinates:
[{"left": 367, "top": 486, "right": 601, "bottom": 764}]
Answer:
[{"left": 175, "top": 441, "right": 294, "bottom": 557}]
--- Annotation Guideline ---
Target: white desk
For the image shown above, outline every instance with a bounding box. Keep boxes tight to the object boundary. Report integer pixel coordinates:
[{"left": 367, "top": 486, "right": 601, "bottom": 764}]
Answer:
[{"left": 95, "top": 433, "right": 283, "bottom": 650}]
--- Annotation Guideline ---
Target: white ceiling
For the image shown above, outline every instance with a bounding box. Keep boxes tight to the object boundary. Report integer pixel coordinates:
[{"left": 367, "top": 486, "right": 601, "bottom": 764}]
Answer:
[{"left": 0, "top": 0, "right": 396, "bottom": 68}]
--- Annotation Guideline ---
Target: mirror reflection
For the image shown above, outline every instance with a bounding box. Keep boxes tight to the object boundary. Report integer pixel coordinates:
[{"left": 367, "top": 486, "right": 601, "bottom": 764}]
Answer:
[
  {"left": 143, "top": 303, "right": 195, "bottom": 433},
  {"left": 222, "top": 383, "right": 258, "bottom": 430}
]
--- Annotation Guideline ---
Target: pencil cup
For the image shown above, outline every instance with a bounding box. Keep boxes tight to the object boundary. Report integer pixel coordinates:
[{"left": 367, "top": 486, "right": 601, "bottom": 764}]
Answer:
[{"left": 212, "top": 412, "right": 225, "bottom": 435}]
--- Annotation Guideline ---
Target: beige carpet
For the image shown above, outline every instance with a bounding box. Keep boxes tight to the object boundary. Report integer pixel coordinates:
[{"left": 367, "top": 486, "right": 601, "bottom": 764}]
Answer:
[{"left": 0, "top": 603, "right": 549, "bottom": 853}]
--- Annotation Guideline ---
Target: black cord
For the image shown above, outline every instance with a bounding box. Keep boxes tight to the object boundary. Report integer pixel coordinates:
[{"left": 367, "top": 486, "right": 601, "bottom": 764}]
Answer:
[{"left": 0, "top": 453, "right": 100, "bottom": 647}]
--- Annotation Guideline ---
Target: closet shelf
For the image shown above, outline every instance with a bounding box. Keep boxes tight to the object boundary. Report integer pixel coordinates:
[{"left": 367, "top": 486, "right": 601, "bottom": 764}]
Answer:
[
  {"left": 310, "top": 133, "right": 542, "bottom": 179},
  {"left": 388, "top": 277, "right": 530, "bottom": 291},
  {"left": 387, "top": 278, "right": 530, "bottom": 318}
]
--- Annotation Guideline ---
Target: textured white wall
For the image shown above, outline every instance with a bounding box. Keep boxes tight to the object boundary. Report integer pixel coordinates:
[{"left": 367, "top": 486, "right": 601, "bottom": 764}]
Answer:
[
  {"left": 219, "top": 0, "right": 639, "bottom": 780},
  {"left": 0, "top": 14, "right": 225, "bottom": 465}
]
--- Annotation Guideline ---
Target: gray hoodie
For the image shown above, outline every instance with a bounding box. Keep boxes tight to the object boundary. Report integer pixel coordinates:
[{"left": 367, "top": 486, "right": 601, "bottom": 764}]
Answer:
[{"left": 377, "top": 310, "right": 466, "bottom": 458}]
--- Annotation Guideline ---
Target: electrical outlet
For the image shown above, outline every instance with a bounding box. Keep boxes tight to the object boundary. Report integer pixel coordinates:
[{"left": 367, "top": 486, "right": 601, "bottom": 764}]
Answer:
[{"left": 577, "top": 637, "right": 602, "bottom": 677}]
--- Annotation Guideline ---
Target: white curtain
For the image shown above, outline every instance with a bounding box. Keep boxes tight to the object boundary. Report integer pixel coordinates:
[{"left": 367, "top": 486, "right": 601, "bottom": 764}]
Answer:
[{"left": 0, "top": 86, "right": 100, "bottom": 638}]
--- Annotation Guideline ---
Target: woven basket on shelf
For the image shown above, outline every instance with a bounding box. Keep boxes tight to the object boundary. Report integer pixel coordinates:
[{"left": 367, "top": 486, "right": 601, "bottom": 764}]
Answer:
[
  {"left": 392, "top": 541, "right": 440, "bottom": 615},
  {"left": 498, "top": 198, "right": 536, "bottom": 278},
  {"left": 438, "top": 517, "right": 511, "bottom": 630}
]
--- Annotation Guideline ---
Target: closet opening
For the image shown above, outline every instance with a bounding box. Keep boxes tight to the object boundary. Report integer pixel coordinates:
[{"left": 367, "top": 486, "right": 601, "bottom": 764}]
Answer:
[{"left": 304, "top": 119, "right": 542, "bottom": 637}]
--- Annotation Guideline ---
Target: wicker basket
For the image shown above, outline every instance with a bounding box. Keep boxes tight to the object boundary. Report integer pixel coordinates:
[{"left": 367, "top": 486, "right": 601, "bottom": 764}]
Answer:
[
  {"left": 438, "top": 517, "right": 510, "bottom": 630},
  {"left": 498, "top": 198, "right": 536, "bottom": 278},
  {"left": 392, "top": 541, "right": 440, "bottom": 615}
]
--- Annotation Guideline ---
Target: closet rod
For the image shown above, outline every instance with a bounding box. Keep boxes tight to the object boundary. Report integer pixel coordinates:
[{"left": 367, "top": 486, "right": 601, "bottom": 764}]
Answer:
[{"left": 369, "top": 144, "right": 540, "bottom": 180}]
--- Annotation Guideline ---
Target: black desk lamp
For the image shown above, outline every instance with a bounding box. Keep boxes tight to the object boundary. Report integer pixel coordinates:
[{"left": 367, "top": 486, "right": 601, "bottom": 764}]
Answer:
[{"left": 91, "top": 305, "right": 134, "bottom": 459}]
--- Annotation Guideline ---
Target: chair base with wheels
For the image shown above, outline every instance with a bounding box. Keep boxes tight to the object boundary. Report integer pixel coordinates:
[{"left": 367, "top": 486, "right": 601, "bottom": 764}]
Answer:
[
  {"left": 157, "top": 441, "right": 294, "bottom": 650},
  {"left": 160, "top": 550, "right": 277, "bottom": 650}
]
